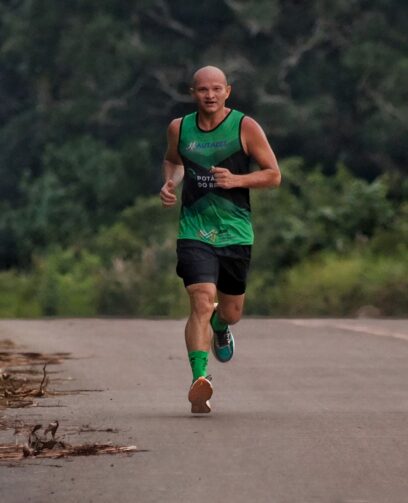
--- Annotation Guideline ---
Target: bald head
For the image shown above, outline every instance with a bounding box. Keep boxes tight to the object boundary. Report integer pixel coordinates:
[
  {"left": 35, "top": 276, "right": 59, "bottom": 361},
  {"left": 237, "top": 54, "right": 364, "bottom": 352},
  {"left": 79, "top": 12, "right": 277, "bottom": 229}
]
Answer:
[
  {"left": 190, "top": 65, "right": 231, "bottom": 113},
  {"left": 192, "top": 66, "right": 228, "bottom": 88}
]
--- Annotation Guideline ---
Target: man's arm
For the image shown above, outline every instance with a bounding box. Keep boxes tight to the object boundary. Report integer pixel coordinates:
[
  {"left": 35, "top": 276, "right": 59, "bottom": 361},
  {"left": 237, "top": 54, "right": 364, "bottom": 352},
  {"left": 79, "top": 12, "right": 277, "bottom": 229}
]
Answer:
[
  {"left": 211, "top": 116, "right": 281, "bottom": 189},
  {"left": 160, "top": 118, "right": 184, "bottom": 207}
]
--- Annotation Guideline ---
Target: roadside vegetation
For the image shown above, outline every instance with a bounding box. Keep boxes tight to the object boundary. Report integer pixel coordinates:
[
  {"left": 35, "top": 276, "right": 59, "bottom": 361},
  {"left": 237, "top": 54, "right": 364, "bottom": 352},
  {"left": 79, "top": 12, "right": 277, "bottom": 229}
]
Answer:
[{"left": 1, "top": 160, "right": 406, "bottom": 317}]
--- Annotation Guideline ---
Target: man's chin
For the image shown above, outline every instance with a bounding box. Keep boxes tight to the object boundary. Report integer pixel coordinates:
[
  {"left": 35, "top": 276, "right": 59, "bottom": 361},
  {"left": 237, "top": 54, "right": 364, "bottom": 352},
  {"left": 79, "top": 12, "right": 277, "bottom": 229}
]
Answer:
[{"left": 201, "top": 104, "right": 220, "bottom": 113}]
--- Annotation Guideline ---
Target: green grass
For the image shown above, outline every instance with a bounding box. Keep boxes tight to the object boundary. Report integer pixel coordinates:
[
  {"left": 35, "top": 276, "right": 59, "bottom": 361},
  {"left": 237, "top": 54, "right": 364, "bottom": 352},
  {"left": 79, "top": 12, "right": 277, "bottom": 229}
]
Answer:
[{"left": 264, "top": 251, "right": 408, "bottom": 316}]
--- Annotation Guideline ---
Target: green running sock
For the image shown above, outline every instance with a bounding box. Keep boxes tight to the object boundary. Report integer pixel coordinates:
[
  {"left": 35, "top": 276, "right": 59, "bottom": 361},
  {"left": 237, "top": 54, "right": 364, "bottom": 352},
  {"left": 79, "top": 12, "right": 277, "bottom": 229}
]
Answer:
[
  {"left": 211, "top": 311, "right": 228, "bottom": 332},
  {"left": 188, "top": 350, "right": 209, "bottom": 381}
]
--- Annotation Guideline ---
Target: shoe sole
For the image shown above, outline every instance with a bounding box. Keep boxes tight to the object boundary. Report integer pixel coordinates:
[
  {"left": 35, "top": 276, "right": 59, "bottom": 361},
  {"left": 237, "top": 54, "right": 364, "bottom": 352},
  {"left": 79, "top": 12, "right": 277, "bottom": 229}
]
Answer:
[{"left": 188, "top": 377, "right": 213, "bottom": 414}]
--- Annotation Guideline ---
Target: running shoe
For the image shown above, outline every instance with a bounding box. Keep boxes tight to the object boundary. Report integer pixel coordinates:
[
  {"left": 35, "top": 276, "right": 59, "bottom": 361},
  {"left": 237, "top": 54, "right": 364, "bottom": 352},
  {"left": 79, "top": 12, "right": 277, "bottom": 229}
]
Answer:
[
  {"left": 211, "top": 311, "right": 235, "bottom": 363},
  {"left": 188, "top": 376, "right": 213, "bottom": 414}
]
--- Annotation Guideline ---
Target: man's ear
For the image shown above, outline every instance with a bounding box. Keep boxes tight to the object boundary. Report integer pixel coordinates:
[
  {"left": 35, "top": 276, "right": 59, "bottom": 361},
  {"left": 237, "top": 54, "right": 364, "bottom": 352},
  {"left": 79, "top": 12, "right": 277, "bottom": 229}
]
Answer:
[{"left": 226, "top": 85, "right": 232, "bottom": 99}]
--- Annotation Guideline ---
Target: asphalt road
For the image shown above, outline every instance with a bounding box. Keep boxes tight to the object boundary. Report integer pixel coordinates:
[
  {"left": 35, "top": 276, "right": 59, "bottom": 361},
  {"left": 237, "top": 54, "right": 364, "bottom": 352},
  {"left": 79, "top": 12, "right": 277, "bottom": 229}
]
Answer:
[{"left": 1, "top": 318, "right": 408, "bottom": 503}]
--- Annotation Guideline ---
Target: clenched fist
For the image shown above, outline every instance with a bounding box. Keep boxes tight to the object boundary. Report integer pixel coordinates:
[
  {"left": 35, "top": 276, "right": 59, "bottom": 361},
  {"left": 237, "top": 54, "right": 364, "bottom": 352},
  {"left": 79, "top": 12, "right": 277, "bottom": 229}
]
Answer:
[
  {"left": 211, "top": 167, "right": 241, "bottom": 189},
  {"left": 160, "top": 179, "right": 177, "bottom": 207}
]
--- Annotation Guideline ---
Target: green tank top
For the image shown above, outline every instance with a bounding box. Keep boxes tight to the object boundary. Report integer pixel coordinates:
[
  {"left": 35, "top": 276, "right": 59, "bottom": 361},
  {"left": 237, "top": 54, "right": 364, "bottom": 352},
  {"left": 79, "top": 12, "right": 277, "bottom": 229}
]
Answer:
[{"left": 178, "top": 109, "right": 253, "bottom": 246}]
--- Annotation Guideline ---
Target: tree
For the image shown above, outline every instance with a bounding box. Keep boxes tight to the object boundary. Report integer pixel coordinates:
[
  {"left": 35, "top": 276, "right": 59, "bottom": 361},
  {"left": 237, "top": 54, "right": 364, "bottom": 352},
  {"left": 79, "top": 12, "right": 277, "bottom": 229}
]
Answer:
[{"left": 0, "top": 0, "right": 406, "bottom": 269}]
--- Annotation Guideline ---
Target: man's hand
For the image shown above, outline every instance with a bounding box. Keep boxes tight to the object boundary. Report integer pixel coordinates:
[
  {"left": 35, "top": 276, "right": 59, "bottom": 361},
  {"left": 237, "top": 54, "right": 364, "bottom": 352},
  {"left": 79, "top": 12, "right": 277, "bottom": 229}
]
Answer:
[
  {"left": 211, "top": 167, "right": 241, "bottom": 189},
  {"left": 160, "top": 179, "right": 177, "bottom": 207}
]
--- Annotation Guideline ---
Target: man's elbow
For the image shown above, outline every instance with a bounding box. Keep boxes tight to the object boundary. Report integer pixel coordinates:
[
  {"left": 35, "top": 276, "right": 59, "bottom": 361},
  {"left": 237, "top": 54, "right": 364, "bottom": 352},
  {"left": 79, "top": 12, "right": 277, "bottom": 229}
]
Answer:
[{"left": 267, "top": 167, "right": 281, "bottom": 188}]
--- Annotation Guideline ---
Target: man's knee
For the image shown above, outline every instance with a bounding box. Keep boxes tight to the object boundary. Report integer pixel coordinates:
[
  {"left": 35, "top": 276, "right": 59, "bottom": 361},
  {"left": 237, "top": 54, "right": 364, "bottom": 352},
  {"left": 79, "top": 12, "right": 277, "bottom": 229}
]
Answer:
[
  {"left": 217, "top": 302, "right": 243, "bottom": 325},
  {"left": 187, "top": 284, "right": 216, "bottom": 320}
]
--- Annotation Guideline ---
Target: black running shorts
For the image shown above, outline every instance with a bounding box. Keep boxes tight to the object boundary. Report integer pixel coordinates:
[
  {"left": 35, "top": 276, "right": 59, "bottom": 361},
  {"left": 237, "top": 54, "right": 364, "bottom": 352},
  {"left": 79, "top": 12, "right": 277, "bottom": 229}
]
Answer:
[{"left": 176, "top": 239, "right": 252, "bottom": 295}]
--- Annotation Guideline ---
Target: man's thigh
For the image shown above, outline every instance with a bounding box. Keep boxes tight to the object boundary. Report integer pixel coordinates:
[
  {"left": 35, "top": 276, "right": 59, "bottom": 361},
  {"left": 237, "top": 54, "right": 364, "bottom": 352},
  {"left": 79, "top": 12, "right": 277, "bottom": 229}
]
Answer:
[
  {"left": 216, "top": 245, "right": 251, "bottom": 295},
  {"left": 176, "top": 239, "right": 219, "bottom": 288}
]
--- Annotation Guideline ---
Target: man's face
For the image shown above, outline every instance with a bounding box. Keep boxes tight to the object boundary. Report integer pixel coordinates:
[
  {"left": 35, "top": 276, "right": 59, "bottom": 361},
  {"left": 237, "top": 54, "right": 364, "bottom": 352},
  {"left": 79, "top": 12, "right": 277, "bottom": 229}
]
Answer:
[{"left": 191, "top": 73, "right": 231, "bottom": 114}]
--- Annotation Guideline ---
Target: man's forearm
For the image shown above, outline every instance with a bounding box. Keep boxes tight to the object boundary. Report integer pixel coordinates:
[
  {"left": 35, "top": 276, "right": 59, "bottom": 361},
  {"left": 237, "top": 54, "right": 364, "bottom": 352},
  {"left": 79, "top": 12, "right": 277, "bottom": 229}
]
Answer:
[
  {"left": 163, "top": 160, "right": 184, "bottom": 186},
  {"left": 236, "top": 167, "right": 281, "bottom": 189}
]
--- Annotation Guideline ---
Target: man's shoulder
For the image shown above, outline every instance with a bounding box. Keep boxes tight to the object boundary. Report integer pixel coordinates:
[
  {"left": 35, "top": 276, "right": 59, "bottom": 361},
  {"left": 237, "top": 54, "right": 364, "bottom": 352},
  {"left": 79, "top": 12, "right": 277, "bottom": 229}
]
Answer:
[
  {"left": 239, "top": 115, "right": 269, "bottom": 154},
  {"left": 241, "top": 114, "right": 258, "bottom": 126},
  {"left": 167, "top": 117, "right": 183, "bottom": 135},
  {"left": 241, "top": 115, "right": 265, "bottom": 135},
  {"left": 169, "top": 117, "right": 183, "bottom": 127}
]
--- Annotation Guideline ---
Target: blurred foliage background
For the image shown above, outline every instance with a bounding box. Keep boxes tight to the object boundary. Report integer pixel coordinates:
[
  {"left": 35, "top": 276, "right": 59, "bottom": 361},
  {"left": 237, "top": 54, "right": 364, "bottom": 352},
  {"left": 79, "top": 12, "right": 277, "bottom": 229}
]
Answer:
[{"left": 0, "top": 0, "right": 407, "bottom": 317}]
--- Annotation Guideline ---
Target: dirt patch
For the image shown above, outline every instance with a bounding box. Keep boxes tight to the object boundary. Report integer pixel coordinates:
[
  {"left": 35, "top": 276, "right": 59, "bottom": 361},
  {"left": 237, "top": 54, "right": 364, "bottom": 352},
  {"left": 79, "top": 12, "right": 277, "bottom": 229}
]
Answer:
[
  {"left": 0, "top": 422, "right": 138, "bottom": 461},
  {"left": 0, "top": 339, "right": 98, "bottom": 410},
  {"left": 0, "top": 339, "right": 17, "bottom": 350},
  {"left": 0, "top": 443, "right": 138, "bottom": 460},
  {"left": 1, "top": 363, "right": 50, "bottom": 407},
  {"left": 0, "top": 349, "right": 70, "bottom": 368},
  {"left": 0, "top": 341, "right": 73, "bottom": 409},
  {"left": 0, "top": 338, "right": 140, "bottom": 461}
]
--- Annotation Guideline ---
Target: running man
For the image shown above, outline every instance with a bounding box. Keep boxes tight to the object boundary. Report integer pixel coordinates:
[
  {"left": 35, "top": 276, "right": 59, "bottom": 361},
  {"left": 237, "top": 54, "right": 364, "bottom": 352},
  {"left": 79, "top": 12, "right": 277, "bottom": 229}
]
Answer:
[{"left": 160, "top": 65, "right": 281, "bottom": 413}]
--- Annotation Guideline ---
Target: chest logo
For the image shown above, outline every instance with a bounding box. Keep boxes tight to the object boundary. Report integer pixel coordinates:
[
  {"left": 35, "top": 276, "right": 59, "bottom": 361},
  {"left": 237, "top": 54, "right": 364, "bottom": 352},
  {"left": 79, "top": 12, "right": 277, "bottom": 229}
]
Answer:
[{"left": 186, "top": 140, "right": 228, "bottom": 151}]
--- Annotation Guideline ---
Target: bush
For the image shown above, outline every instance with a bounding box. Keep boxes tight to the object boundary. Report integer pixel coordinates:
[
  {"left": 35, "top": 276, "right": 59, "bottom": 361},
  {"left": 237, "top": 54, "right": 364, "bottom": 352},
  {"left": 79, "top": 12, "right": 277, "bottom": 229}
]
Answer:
[
  {"left": 259, "top": 250, "right": 408, "bottom": 317},
  {"left": 96, "top": 242, "right": 188, "bottom": 317},
  {"left": 35, "top": 247, "right": 101, "bottom": 316},
  {"left": 0, "top": 271, "right": 41, "bottom": 318},
  {"left": 250, "top": 159, "right": 395, "bottom": 274}
]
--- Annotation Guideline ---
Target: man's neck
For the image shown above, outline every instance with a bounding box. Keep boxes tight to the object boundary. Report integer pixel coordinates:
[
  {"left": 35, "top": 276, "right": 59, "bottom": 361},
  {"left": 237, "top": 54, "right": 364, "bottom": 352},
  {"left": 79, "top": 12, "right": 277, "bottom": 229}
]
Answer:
[{"left": 197, "top": 107, "right": 231, "bottom": 131}]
